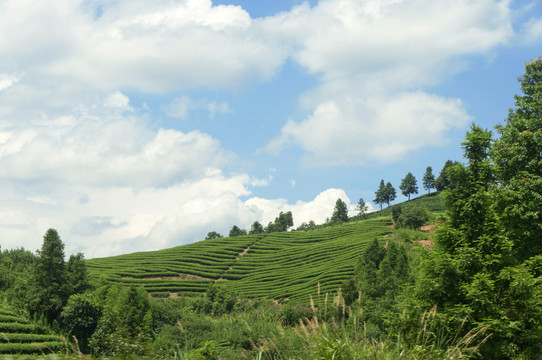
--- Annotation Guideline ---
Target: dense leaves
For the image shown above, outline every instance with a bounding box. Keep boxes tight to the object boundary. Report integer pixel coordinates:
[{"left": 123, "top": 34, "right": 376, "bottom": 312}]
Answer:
[
  {"left": 399, "top": 172, "right": 418, "bottom": 200},
  {"left": 330, "top": 198, "right": 349, "bottom": 223}
]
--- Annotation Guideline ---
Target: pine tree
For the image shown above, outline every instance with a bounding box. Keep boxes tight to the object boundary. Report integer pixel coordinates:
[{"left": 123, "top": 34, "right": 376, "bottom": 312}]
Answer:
[
  {"left": 422, "top": 166, "right": 436, "bottom": 194},
  {"left": 399, "top": 172, "right": 418, "bottom": 200},
  {"left": 331, "top": 198, "right": 349, "bottom": 223},
  {"left": 374, "top": 180, "right": 386, "bottom": 210}
]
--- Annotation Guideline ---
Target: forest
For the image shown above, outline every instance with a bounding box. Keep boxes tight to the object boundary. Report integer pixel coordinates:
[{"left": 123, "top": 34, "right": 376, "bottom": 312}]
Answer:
[{"left": 0, "top": 58, "right": 541, "bottom": 359}]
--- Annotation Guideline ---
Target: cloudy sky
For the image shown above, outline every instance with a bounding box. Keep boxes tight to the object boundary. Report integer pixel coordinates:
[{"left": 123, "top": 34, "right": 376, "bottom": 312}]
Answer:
[{"left": 0, "top": 0, "right": 540, "bottom": 258}]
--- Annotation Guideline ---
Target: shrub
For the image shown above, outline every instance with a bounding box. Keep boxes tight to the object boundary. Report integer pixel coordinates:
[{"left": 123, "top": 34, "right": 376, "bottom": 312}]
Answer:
[{"left": 396, "top": 206, "right": 430, "bottom": 229}]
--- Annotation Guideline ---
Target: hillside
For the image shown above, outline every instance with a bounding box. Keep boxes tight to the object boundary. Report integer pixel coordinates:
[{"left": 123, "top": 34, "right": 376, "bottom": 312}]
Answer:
[
  {"left": 86, "top": 193, "right": 443, "bottom": 302},
  {"left": 0, "top": 305, "right": 65, "bottom": 356}
]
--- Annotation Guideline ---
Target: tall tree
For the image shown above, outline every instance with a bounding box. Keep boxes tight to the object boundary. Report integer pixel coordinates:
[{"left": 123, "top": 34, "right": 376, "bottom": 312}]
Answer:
[
  {"left": 229, "top": 225, "right": 247, "bottom": 237},
  {"left": 373, "top": 180, "right": 386, "bottom": 210},
  {"left": 330, "top": 198, "right": 349, "bottom": 223},
  {"left": 383, "top": 182, "right": 396, "bottom": 207},
  {"left": 65, "top": 252, "right": 91, "bottom": 295},
  {"left": 266, "top": 211, "right": 294, "bottom": 233},
  {"left": 249, "top": 221, "right": 264, "bottom": 234},
  {"left": 357, "top": 198, "right": 368, "bottom": 219},
  {"left": 435, "top": 160, "right": 460, "bottom": 191},
  {"left": 491, "top": 57, "right": 542, "bottom": 261},
  {"left": 399, "top": 172, "right": 418, "bottom": 200},
  {"left": 29, "top": 229, "right": 67, "bottom": 322},
  {"left": 422, "top": 166, "right": 436, "bottom": 194},
  {"left": 205, "top": 231, "right": 223, "bottom": 240}
]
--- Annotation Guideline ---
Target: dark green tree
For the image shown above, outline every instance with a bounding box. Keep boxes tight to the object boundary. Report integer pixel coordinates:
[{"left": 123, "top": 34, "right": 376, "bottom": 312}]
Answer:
[
  {"left": 491, "top": 57, "right": 542, "bottom": 261},
  {"left": 435, "top": 160, "right": 461, "bottom": 191},
  {"left": 422, "top": 166, "right": 436, "bottom": 194},
  {"left": 65, "top": 252, "right": 91, "bottom": 295},
  {"left": 60, "top": 293, "right": 102, "bottom": 353},
  {"left": 383, "top": 182, "right": 396, "bottom": 207},
  {"left": 373, "top": 180, "right": 386, "bottom": 210},
  {"left": 399, "top": 172, "right": 418, "bottom": 200},
  {"left": 266, "top": 211, "right": 294, "bottom": 232},
  {"left": 229, "top": 225, "right": 247, "bottom": 237},
  {"left": 249, "top": 221, "right": 264, "bottom": 234},
  {"left": 391, "top": 205, "right": 402, "bottom": 223},
  {"left": 205, "top": 231, "right": 223, "bottom": 240},
  {"left": 395, "top": 206, "right": 430, "bottom": 229},
  {"left": 331, "top": 198, "right": 349, "bottom": 223},
  {"left": 29, "top": 229, "right": 68, "bottom": 322}
]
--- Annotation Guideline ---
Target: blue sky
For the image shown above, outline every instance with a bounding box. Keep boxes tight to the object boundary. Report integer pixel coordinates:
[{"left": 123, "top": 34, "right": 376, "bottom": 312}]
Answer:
[{"left": 0, "top": 0, "right": 540, "bottom": 257}]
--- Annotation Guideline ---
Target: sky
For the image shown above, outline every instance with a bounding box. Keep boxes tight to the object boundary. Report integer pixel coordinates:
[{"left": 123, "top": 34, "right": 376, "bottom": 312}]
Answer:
[{"left": 0, "top": 0, "right": 541, "bottom": 258}]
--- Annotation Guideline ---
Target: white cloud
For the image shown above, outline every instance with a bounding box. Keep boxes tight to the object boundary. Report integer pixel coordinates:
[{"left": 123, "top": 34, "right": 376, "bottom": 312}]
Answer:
[
  {"left": 266, "top": 0, "right": 511, "bottom": 165},
  {"left": 525, "top": 17, "right": 542, "bottom": 43},
  {"left": 269, "top": 92, "right": 470, "bottom": 165},
  {"left": 0, "top": 74, "right": 19, "bottom": 92},
  {"left": 165, "top": 96, "right": 232, "bottom": 120},
  {"left": 0, "top": 0, "right": 287, "bottom": 93},
  {"left": 104, "top": 91, "right": 131, "bottom": 110}
]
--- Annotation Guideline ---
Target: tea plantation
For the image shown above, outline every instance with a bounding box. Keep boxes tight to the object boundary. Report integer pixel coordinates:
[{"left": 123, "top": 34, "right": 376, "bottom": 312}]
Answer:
[
  {"left": 0, "top": 306, "right": 65, "bottom": 356},
  {"left": 86, "top": 193, "right": 443, "bottom": 302}
]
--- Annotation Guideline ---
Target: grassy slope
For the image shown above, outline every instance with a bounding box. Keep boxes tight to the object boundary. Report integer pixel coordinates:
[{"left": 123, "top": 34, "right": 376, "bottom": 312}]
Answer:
[
  {"left": 86, "top": 192, "right": 444, "bottom": 302},
  {"left": 0, "top": 306, "right": 64, "bottom": 355}
]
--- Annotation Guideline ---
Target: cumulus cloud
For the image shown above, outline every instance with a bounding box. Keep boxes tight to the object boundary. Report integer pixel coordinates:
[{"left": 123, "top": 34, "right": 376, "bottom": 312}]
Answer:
[
  {"left": 245, "top": 188, "right": 372, "bottom": 228},
  {"left": 269, "top": 92, "right": 470, "bottom": 165},
  {"left": 0, "top": 0, "right": 288, "bottom": 93},
  {"left": 266, "top": 0, "right": 512, "bottom": 165}
]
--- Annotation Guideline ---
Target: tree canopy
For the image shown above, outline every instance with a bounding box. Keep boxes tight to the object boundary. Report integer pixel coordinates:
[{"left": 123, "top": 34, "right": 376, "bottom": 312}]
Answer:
[
  {"left": 422, "top": 166, "right": 435, "bottom": 194},
  {"left": 330, "top": 198, "right": 349, "bottom": 223},
  {"left": 399, "top": 172, "right": 418, "bottom": 200}
]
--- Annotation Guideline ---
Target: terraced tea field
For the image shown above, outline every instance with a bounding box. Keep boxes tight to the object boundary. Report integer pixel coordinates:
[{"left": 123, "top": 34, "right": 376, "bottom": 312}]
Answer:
[
  {"left": 366, "top": 191, "right": 445, "bottom": 219},
  {"left": 86, "top": 217, "right": 393, "bottom": 302},
  {"left": 0, "top": 306, "right": 64, "bottom": 356}
]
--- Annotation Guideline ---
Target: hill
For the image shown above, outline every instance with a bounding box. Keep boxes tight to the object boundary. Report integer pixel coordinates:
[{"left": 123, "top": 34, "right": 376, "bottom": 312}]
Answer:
[{"left": 86, "top": 193, "right": 443, "bottom": 302}]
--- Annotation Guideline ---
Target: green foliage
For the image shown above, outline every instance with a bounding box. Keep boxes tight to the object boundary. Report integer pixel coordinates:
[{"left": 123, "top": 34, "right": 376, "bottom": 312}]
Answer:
[
  {"left": 384, "top": 182, "right": 397, "bottom": 207},
  {"left": 249, "top": 221, "right": 264, "bottom": 234},
  {"left": 400, "top": 172, "right": 418, "bottom": 200},
  {"left": 279, "top": 303, "right": 312, "bottom": 326},
  {"left": 435, "top": 160, "right": 461, "bottom": 191},
  {"left": 423, "top": 166, "right": 436, "bottom": 194},
  {"left": 396, "top": 206, "right": 430, "bottom": 230},
  {"left": 205, "top": 231, "right": 223, "bottom": 240},
  {"left": 266, "top": 211, "right": 294, "bottom": 233},
  {"left": 330, "top": 198, "right": 348, "bottom": 223},
  {"left": 356, "top": 198, "right": 368, "bottom": 219},
  {"left": 373, "top": 179, "right": 386, "bottom": 210},
  {"left": 229, "top": 225, "right": 247, "bottom": 237},
  {"left": 194, "top": 285, "right": 238, "bottom": 316},
  {"left": 60, "top": 293, "right": 102, "bottom": 353},
  {"left": 391, "top": 205, "right": 402, "bottom": 223},
  {"left": 65, "top": 253, "right": 91, "bottom": 295},
  {"left": 491, "top": 57, "right": 542, "bottom": 261},
  {"left": 29, "top": 229, "right": 67, "bottom": 323},
  {"left": 343, "top": 239, "right": 410, "bottom": 340},
  {"left": 296, "top": 220, "right": 316, "bottom": 231}
]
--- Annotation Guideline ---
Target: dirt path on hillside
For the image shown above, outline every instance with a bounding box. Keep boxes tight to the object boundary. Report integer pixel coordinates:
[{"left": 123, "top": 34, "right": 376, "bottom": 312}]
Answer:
[{"left": 214, "top": 245, "right": 252, "bottom": 282}]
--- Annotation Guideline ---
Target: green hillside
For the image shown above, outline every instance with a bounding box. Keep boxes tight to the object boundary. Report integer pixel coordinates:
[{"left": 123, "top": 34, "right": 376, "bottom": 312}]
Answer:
[
  {"left": 86, "top": 193, "right": 443, "bottom": 302},
  {"left": 0, "top": 305, "right": 65, "bottom": 356},
  {"left": 365, "top": 191, "right": 445, "bottom": 219}
]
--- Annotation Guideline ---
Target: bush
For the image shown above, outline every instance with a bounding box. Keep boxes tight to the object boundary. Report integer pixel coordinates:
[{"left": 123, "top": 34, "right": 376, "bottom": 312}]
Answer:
[{"left": 396, "top": 206, "right": 430, "bottom": 229}]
